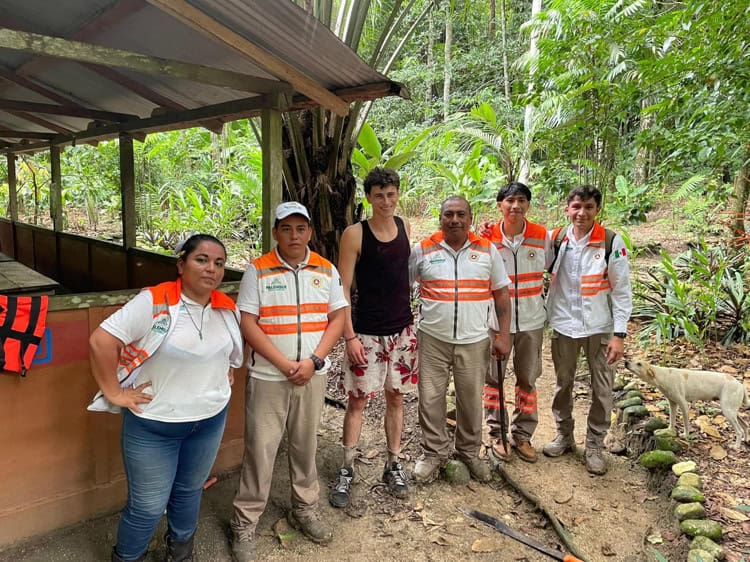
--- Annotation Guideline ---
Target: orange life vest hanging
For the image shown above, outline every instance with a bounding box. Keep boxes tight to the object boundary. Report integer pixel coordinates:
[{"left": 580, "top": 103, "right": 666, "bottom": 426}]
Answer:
[{"left": 0, "top": 295, "right": 49, "bottom": 376}]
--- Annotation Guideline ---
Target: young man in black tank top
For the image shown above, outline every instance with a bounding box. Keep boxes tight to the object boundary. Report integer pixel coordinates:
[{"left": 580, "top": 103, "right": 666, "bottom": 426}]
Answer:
[{"left": 330, "top": 168, "right": 418, "bottom": 508}]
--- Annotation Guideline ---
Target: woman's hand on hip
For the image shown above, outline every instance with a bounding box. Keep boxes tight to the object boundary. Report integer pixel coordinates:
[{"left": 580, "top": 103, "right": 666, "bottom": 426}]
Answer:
[{"left": 108, "top": 381, "right": 153, "bottom": 413}]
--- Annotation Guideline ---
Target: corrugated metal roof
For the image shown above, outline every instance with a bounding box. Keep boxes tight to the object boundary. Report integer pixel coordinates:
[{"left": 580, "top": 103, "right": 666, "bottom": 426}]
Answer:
[{"left": 0, "top": 0, "right": 402, "bottom": 150}]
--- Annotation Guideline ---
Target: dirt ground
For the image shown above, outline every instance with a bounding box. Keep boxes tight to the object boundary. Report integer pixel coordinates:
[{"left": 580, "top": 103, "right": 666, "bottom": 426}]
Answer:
[
  {"left": 2, "top": 208, "right": 748, "bottom": 561},
  {"left": 0, "top": 346, "right": 683, "bottom": 562}
]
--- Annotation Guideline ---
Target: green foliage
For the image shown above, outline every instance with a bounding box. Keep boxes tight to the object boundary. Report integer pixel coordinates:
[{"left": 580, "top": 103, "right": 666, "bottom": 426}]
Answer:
[
  {"left": 669, "top": 176, "right": 733, "bottom": 238},
  {"left": 634, "top": 240, "right": 750, "bottom": 346},
  {"left": 604, "top": 175, "right": 653, "bottom": 225},
  {"left": 352, "top": 122, "right": 431, "bottom": 179}
]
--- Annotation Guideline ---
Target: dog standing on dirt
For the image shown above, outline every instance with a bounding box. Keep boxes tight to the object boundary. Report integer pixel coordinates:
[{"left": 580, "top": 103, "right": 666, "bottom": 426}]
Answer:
[{"left": 624, "top": 359, "right": 749, "bottom": 448}]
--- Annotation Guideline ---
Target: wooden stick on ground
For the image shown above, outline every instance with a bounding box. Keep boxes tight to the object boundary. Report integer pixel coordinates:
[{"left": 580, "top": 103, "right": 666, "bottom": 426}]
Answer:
[{"left": 495, "top": 463, "right": 589, "bottom": 562}]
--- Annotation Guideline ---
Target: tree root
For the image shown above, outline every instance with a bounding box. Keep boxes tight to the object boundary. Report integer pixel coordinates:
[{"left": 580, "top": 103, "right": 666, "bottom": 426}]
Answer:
[{"left": 495, "top": 463, "right": 589, "bottom": 562}]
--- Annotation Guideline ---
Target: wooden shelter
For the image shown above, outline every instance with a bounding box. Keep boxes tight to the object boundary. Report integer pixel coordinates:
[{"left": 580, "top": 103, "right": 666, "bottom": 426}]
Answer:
[{"left": 0, "top": 0, "right": 403, "bottom": 547}]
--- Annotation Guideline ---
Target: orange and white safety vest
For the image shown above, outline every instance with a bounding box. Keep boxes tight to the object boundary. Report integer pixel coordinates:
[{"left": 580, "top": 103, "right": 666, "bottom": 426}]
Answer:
[
  {"left": 88, "top": 279, "right": 242, "bottom": 413},
  {"left": 411, "top": 231, "right": 510, "bottom": 344},
  {"left": 249, "top": 250, "right": 335, "bottom": 379},
  {"left": 547, "top": 222, "right": 632, "bottom": 337},
  {"left": 485, "top": 220, "right": 551, "bottom": 333}
]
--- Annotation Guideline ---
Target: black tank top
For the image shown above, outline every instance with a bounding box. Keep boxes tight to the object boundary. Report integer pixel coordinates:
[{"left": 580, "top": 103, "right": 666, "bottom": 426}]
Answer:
[{"left": 353, "top": 217, "right": 412, "bottom": 335}]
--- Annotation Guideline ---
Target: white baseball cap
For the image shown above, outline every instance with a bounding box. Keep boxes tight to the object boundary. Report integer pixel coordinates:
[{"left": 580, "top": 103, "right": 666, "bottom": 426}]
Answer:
[{"left": 275, "top": 201, "right": 311, "bottom": 222}]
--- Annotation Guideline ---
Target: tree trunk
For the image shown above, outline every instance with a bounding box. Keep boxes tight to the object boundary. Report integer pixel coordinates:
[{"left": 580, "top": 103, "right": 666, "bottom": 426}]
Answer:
[
  {"left": 634, "top": 97, "right": 654, "bottom": 186},
  {"left": 427, "top": 8, "right": 438, "bottom": 100},
  {"left": 489, "top": 0, "right": 496, "bottom": 40},
  {"left": 281, "top": 110, "right": 359, "bottom": 262},
  {"left": 278, "top": 0, "right": 430, "bottom": 264},
  {"left": 519, "top": 0, "right": 542, "bottom": 183},
  {"left": 442, "top": 2, "right": 453, "bottom": 122},
  {"left": 500, "top": 0, "right": 510, "bottom": 100},
  {"left": 730, "top": 146, "right": 750, "bottom": 247}
]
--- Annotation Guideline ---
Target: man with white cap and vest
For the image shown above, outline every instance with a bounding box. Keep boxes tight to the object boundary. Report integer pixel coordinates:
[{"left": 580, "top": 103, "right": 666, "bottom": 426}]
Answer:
[
  {"left": 410, "top": 195, "right": 511, "bottom": 483},
  {"left": 480, "top": 181, "right": 552, "bottom": 463},
  {"left": 230, "top": 202, "right": 348, "bottom": 561}
]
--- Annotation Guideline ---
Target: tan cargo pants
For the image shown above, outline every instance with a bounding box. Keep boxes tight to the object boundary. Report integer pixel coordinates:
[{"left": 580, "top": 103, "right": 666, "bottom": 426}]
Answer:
[
  {"left": 550, "top": 331, "right": 614, "bottom": 448},
  {"left": 231, "top": 375, "right": 324, "bottom": 536},
  {"left": 417, "top": 330, "right": 490, "bottom": 460},
  {"left": 484, "top": 328, "right": 543, "bottom": 441}
]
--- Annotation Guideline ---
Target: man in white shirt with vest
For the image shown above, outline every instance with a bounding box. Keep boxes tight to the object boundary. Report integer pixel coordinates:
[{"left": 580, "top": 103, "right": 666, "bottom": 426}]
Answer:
[
  {"left": 230, "top": 202, "right": 348, "bottom": 561},
  {"left": 410, "top": 196, "right": 511, "bottom": 483},
  {"left": 543, "top": 185, "right": 632, "bottom": 476},
  {"left": 481, "top": 181, "right": 552, "bottom": 463}
]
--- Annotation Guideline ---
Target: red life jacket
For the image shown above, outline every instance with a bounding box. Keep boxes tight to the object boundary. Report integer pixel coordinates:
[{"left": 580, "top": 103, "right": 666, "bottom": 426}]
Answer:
[{"left": 0, "top": 295, "right": 49, "bottom": 376}]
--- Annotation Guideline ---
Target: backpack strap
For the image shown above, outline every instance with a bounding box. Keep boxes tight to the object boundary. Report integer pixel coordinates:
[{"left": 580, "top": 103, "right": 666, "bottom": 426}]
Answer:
[
  {"left": 604, "top": 228, "right": 616, "bottom": 265},
  {"left": 547, "top": 227, "right": 566, "bottom": 273}
]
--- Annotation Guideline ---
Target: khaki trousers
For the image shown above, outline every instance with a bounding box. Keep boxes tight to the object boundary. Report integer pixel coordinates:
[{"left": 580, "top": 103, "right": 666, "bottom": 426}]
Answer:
[
  {"left": 484, "top": 328, "right": 543, "bottom": 441},
  {"left": 231, "top": 375, "right": 324, "bottom": 535},
  {"left": 550, "top": 331, "right": 614, "bottom": 448},
  {"left": 417, "top": 330, "right": 490, "bottom": 460}
]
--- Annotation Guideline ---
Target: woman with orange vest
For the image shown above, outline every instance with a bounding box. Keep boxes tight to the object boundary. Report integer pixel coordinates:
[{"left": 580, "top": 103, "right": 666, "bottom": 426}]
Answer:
[{"left": 89, "top": 234, "right": 243, "bottom": 562}]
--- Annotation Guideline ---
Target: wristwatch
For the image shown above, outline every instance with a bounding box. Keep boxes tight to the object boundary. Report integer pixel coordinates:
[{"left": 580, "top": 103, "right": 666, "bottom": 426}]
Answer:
[
  {"left": 613, "top": 332, "right": 627, "bottom": 339},
  {"left": 310, "top": 354, "right": 325, "bottom": 370}
]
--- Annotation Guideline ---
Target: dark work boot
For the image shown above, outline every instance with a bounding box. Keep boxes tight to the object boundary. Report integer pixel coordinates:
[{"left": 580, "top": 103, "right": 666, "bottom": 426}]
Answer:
[
  {"left": 111, "top": 547, "right": 146, "bottom": 562},
  {"left": 165, "top": 532, "right": 195, "bottom": 562}
]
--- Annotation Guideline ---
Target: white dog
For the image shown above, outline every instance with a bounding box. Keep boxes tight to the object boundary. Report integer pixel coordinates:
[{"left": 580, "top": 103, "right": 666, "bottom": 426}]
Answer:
[{"left": 624, "top": 359, "right": 749, "bottom": 448}]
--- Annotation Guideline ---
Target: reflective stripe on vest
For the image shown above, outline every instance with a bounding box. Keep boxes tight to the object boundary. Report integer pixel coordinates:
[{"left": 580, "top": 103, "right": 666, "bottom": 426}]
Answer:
[{"left": 0, "top": 295, "right": 49, "bottom": 376}]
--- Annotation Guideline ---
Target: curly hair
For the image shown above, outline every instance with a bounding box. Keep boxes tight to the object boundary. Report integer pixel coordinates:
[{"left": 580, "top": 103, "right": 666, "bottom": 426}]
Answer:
[{"left": 363, "top": 167, "right": 400, "bottom": 194}]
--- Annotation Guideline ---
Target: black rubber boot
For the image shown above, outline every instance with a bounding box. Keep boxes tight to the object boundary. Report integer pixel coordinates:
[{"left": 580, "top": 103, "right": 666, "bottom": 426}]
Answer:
[
  {"left": 165, "top": 533, "right": 195, "bottom": 562},
  {"left": 111, "top": 547, "right": 146, "bottom": 562}
]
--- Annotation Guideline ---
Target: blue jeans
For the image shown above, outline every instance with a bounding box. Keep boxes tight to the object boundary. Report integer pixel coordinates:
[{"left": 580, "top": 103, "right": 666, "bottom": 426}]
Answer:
[{"left": 114, "top": 406, "right": 227, "bottom": 561}]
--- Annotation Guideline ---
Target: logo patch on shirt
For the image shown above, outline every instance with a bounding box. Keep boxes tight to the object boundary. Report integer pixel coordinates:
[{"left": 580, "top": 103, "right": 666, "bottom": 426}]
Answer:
[
  {"left": 265, "top": 279, "right": 287, "bottom": 292},
  {"left": 528, "top": 251, "right": 536, "bottom": 259},
  {"left": 469, "top": 253, "right": 479, "bottom": 261},
  {"left": 151, "top": 316, "right": 169, "bottom": 334},
  {"left": 594, "top": 252, "right": 602, "bottom": 260},
  {"left": 311, "top": 277, "right": 322, "bottom": 288},
  {"left": 613, "top": 248, "right": 627, "bottom": 259}
]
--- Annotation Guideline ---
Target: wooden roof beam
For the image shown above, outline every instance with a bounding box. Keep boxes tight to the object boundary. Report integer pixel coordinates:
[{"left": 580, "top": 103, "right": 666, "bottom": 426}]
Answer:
[
  {"left": 4, "top": 111, "right": 74, "bottom": 134},
  {"left": 146, "top": 0, "right": 351, "bottom": 116},
  {"left": 82, "top": 63, "right": 224, "bottom": 133},
  {"left": 0, "top": 64, "right": 82, "bottom": 106},
  {"left": 1, "top": 94, "right": 288, "bottom": 154},
  {"left": 0, "top": 98, "right": 136, "bottom": 122},
  {"left": 289, "top": 81, "right": 409, "bottom": 111},
  {"left": 0, "top": 27, "right": 294, "bottom": 96},
  {"left": 0, "top": 129, "right": 56, "bottom": 140}
]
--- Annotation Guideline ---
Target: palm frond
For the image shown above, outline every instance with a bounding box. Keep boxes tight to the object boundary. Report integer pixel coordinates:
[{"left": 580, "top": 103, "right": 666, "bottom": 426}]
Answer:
[{"left": 671, "top": 175, "right": 706, "bottom": 201}]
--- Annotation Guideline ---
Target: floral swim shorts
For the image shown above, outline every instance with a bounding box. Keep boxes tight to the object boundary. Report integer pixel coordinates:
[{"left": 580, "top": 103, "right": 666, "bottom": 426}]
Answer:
[{"left": 342, "top": 324, "right": 419, "bottom": 399}]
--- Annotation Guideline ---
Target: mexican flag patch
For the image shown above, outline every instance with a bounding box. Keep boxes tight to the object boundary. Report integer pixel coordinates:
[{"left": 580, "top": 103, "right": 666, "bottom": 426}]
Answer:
[{"left": 613, "top": 247, "right": 627, "bottom": 258}]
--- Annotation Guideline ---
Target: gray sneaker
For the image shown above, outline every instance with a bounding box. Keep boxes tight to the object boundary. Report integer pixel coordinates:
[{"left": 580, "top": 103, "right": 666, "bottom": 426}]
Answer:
[
  {"left": 287, "top": 509, "right": 333, "bottom": 544},
  {"left": 329, "top": 466, "right": 354, "bottom": 508},
  {"left": 382, "top": 461, "right": 409, "bottom": 498},
  {"left": 413, "top": 456, "right": 442, "bottom": 483},
  {"left": 230, "top": 533, "right": 256, "bottom": 562},
  {"left": 460, "top": 456, "right": 492, "bottom": 482},
  {"left": 585, "top": 447, "right": 607, "bottom": 475},
  {"left": 542, "top": 434, "right": 576, "bottom": 457}
]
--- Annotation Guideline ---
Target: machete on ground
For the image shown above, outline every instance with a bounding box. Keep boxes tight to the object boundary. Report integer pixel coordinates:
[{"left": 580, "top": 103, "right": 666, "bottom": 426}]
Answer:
[{"left": 459, "top": 507, "right": 586, "bottom": 562}]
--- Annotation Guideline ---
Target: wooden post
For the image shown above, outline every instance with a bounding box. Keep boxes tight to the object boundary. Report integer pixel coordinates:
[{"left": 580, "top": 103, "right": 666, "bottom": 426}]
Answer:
[
  {"left": 119, "top": 134, "right": 136, "bottom": 250},
  {"left": 49, "top": 145, "right": 63, "bottom": 231},
  {"left": 261, "top": 103, "right": 283, "bottom": 252},
  {"left": 6, "top": 153, "right": 17, "bottom": 222}
]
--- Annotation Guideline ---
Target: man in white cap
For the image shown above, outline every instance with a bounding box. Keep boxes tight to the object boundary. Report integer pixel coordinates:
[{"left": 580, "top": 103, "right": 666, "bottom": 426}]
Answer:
[{"left": 230, "top": 202, "right": 348, "bottom": 561}]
